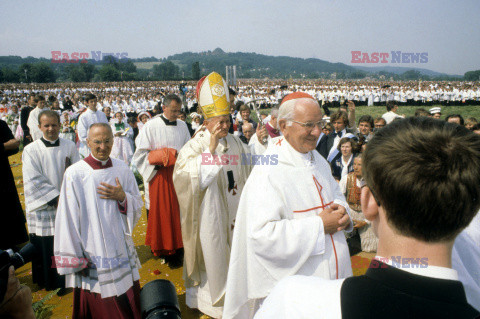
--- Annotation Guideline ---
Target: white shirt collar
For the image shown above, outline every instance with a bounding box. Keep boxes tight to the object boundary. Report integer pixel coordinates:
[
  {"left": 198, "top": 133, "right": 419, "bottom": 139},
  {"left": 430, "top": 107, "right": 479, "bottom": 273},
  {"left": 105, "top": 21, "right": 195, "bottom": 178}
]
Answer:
[
  {"left": 374, "top": 255, "right": 458, "bottom": 281},
  {"left": 43, "top": 137, "right": 59, "bottom": 144},
  {"left": 91, "top": 154, "right": 110, "bottom": 165}
]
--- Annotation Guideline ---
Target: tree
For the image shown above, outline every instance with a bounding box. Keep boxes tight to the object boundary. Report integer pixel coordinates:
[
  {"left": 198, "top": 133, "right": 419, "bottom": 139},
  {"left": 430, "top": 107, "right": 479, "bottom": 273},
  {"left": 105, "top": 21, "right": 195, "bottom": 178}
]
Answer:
[
  {"left": 81, "top": 63, "right": 96, "bottom": 82},
  {"left": 1, "top": 68, "right": 20, "bottom": 83},
  {"left": 152, "top": 61, "right": 179, "bottom": 80},
  {"left": 192, "top": 61, "right": 200, "bottom": 80},
  {"left": 102, "top": 55, "right": 119, "bottom": 70},
  {"left": 349, "top": 71, "right": 367, "bottom": 79},
  {"left": 66, "top": 65, "right": 86, "bottom": 82},
  {"left": 464, "top": 70, "right": 480, "bottom": 81},
  {"left": 402, "top": 69, "right": 421, "bottom": 80},
  {"left": 119, "top": 60, "right": 137, "bottom": 73},
  {"left": 31, "top": 62, "right": 56, "bottom": 83},
  {"left": 99, "top": 64, "right": 121, "bottom": 81},
  {"left": 19, "top": 63, "right": 33, "bottom": 82}
]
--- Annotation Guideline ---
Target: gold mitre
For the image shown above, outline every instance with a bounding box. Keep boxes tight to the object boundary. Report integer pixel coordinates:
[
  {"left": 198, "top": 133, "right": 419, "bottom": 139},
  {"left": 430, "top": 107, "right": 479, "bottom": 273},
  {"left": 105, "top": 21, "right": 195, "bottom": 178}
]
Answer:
[{"left": 196, "top": 72, "right": 230, "bottom": 119}]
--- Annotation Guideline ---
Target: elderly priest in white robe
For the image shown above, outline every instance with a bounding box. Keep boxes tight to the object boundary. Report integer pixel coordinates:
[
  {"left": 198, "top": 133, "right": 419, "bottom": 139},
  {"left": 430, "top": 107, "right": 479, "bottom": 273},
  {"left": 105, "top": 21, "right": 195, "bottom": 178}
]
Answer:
[
  {"left": 23, "top": 110, "right": 79, "bottom": 291},
  {"left": 54, "top": 123, "right": 143, "bottom": 319},
  {"left": 223, "top": 92, "right": 353, "bottom": 319},
  {"left": 256, "top": 117, "right": 480, "bottom": 319},
  {"left": 173, "top": 72, "right": 252, "bottom": 318}
]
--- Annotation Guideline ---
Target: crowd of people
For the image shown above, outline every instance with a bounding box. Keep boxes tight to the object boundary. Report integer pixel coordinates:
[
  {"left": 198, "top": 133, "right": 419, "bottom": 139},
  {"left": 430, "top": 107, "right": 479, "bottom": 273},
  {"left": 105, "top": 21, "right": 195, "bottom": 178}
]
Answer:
[{"left": 0, "top": 75, "right": 479, "bottom": 318}]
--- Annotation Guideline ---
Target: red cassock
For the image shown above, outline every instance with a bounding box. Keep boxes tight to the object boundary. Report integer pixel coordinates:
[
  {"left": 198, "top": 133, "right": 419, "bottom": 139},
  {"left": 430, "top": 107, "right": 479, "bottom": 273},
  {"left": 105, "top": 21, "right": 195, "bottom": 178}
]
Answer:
[
  {"left": 146, "top": 148, "right": 183, "bottom": 256},
  {"left": 73, "top": 281, "right": 141, "bottom": 319}
]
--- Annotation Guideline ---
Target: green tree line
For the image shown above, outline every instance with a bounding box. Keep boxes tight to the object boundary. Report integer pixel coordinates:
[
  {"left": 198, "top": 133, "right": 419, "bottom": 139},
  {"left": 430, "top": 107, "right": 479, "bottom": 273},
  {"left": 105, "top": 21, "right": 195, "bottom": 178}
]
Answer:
[{"left": 0, "top": 49, "right": 475, "bottom": 83}]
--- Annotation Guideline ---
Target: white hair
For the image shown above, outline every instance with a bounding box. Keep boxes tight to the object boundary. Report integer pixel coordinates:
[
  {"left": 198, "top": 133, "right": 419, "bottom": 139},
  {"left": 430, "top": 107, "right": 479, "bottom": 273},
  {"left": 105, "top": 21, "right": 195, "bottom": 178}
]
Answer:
[
  {"left": 270, "top": 107, "right": 279, "bottom": 118},
  {"left": 277, "top": 99, "right": 296, "bottom": 128},
  {"left": 277, "top": 98, "right": 320, "bottom": 130}
]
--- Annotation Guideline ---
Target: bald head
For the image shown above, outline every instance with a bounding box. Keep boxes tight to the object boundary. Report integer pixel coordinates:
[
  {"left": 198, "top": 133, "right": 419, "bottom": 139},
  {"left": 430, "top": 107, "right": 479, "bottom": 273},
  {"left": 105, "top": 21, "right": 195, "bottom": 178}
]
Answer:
[
  {"left": 242, "top": 122, "right": 254, "bottom": 141},
  {"left": 88, "top": 123, "right": 112, "bottom": 138},
  {"left": 87, "top": 123, "right": 113, "bottom": 160}
]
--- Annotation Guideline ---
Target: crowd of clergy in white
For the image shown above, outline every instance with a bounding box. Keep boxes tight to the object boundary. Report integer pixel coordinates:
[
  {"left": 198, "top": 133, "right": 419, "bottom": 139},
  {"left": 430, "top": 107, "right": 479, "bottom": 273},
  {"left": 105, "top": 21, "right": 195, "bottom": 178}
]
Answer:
[
  {"left": 2, "top": 78, "right": 480, "bottom": 118},
  {"left": 3, "top": 72, "right": 479, "bottom": 318}
]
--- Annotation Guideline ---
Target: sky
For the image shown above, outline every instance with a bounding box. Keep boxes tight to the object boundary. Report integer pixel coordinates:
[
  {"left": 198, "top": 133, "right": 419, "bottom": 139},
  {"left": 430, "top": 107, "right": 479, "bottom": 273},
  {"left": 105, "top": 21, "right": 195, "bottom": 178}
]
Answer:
[{"left": 1, "top": 0, "right": 479, "bottom": 75}]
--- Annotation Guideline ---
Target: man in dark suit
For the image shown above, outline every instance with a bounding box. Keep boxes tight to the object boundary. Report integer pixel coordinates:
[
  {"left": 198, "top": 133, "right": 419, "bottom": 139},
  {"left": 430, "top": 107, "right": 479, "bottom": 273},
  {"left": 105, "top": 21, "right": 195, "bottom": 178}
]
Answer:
[
  {"left": 257, "top": 117, "right": 480, "bottom": 319},
  {"left": 317, "top": 107, "right": 356, "bottom": 161},
  {"left": 20, "top": 94, "right": 36, "bottom": 146}
]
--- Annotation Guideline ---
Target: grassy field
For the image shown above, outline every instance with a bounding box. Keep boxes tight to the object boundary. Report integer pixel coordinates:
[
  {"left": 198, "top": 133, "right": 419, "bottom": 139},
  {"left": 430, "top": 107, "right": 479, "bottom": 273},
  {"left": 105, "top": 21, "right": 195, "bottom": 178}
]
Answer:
[
  {"left": 133, "top": 61, "right": 162, "bottom": 70},
  {"left": 352, "top": 104, "right": 480, "bottom": 123},
  {"left": 252, "top": 104, "right": 480, "bottom": 124}
]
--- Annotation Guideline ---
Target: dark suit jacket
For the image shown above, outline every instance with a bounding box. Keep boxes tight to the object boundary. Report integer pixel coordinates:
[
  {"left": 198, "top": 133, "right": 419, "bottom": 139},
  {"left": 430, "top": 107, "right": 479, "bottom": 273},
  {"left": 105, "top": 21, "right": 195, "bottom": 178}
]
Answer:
[
  {"left": 315, "top": 134, "right": 328, "bottom": 159},
  {"left": 317, "top": 128, "right": 356, "bottom": 159},
  {"left": 340, "top": 261, "right": 479, "bottom": 319},
  {"left": 20, "top": 106, "right": 32, "bottom": 144},
  {"left": 330, "top": 153, "right": 355, "bottom": 180},
  {"left": 325, "top": 128, "right": 356, "bottom": 155}
]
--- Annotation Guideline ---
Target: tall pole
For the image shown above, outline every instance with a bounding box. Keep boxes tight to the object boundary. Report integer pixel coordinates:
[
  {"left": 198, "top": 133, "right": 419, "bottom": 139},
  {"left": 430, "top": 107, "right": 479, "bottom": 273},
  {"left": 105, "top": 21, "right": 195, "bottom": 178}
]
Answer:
[
  {"left": 226, "top": 66, "right": 230, "bottom": 86},
  {"left": 233, "top": 65, "right": 237, "bottom": 87}
]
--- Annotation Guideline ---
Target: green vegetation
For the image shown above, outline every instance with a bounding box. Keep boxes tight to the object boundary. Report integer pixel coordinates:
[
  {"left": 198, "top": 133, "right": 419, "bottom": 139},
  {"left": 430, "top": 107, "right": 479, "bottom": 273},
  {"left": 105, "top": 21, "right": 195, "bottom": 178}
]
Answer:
[
  {"left": 0, "top": 48, "right": 473, "bottom": 83},
  {"left": 256, "top": 105, "right": 480, "bottom": 124},
  {"left": 32, "top": 288, "right": 60, "bottom": 319},
  {"left": 353, "top": 105, "right": 480, "bottom": 122}
]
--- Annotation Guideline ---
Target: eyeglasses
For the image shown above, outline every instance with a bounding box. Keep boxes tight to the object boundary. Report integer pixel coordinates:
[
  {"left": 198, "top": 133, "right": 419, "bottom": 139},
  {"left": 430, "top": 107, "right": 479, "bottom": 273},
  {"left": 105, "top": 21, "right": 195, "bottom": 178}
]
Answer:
[{"left": 290, "top": 120, "right": 324, "bottom": 131}]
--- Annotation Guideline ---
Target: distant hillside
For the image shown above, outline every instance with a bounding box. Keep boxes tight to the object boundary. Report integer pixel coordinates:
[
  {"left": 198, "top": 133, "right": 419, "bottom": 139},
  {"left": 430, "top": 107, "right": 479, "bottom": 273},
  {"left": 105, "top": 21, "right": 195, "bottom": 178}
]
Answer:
[
  {"left": 163, "top": 48, "right": 358, "bottom": 79},
  {"left": 0, "top": 49, "right": 472, "bottom": 83},
  {"left": 352, "top": 65, "right": 462, "bottom": 78}
]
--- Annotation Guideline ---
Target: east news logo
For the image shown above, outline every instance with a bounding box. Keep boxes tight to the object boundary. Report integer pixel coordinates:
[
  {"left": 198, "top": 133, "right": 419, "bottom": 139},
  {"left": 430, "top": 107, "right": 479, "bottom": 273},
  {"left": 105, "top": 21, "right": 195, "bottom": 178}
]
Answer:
[{"left": 351, "top": 51, "right": 428, "bottom": 64}]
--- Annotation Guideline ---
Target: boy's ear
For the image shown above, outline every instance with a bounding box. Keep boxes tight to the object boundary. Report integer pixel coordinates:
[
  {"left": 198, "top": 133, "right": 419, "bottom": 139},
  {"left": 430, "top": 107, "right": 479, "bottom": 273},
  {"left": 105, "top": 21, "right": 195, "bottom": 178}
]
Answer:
[{"left": 361, "top": 186, "right": 380, "bottom": 222}]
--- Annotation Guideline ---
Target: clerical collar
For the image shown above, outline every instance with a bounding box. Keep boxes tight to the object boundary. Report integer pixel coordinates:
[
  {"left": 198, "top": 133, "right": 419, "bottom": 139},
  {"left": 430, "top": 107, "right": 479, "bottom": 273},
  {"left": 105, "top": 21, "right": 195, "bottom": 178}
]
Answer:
[
  {"left": 40, "top": 137, "right": 59, "bottom": 147},
  {"left": 83, "top": 154, "right": 113, "bottom": 170},
  {"left": 160, "top": 114, "right": 177, "bottom": 126}
]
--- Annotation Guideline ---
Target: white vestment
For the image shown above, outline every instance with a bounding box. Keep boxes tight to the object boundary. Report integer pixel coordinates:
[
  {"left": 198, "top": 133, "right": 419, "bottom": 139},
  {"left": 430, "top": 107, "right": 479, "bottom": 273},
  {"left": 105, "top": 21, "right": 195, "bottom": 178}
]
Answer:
[
  {"left": 248, "top": 133, "right": 270, "bottom": 155},
  {"left": 173, "top": 130, "right": 252, "bottom": 318},
  {"left": 452, "top": 212, "right": 480, "bottom": 311},
  {"left": 256, "top": 259, "right": 464, "bottom": 319},
  {"left": 54, "top": 157, "right": 143, "bottom": 298},
  {"left": 223, "top": 137, "right": 353, "bottom": 319},
  {"left": 255, "top": 276, "right": 344, "bottom": 319},
  {"left": 27, "top": 107, "right": 49, "bottom": 141},
  {"left": 110, "top": 120, "right": 134, "bottom": 164},
  {"left": 22, "top": 138, "right": 79, "bottom": 236},
  {"left": 381, "top": 111, "right": 404, "bottom": 124},
  {"left": 77, "top": 108, "right": 108, "bottom": 158},
  {"left": 133, "top": 115, "right": 191, "bottom": 209}
]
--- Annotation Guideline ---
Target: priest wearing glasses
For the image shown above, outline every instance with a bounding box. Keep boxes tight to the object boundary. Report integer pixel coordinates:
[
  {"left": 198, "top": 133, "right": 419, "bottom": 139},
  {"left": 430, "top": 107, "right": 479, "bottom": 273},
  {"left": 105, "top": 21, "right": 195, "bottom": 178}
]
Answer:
[{"left": 223, "top": 92, "right": 353, "bottom": 319}]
